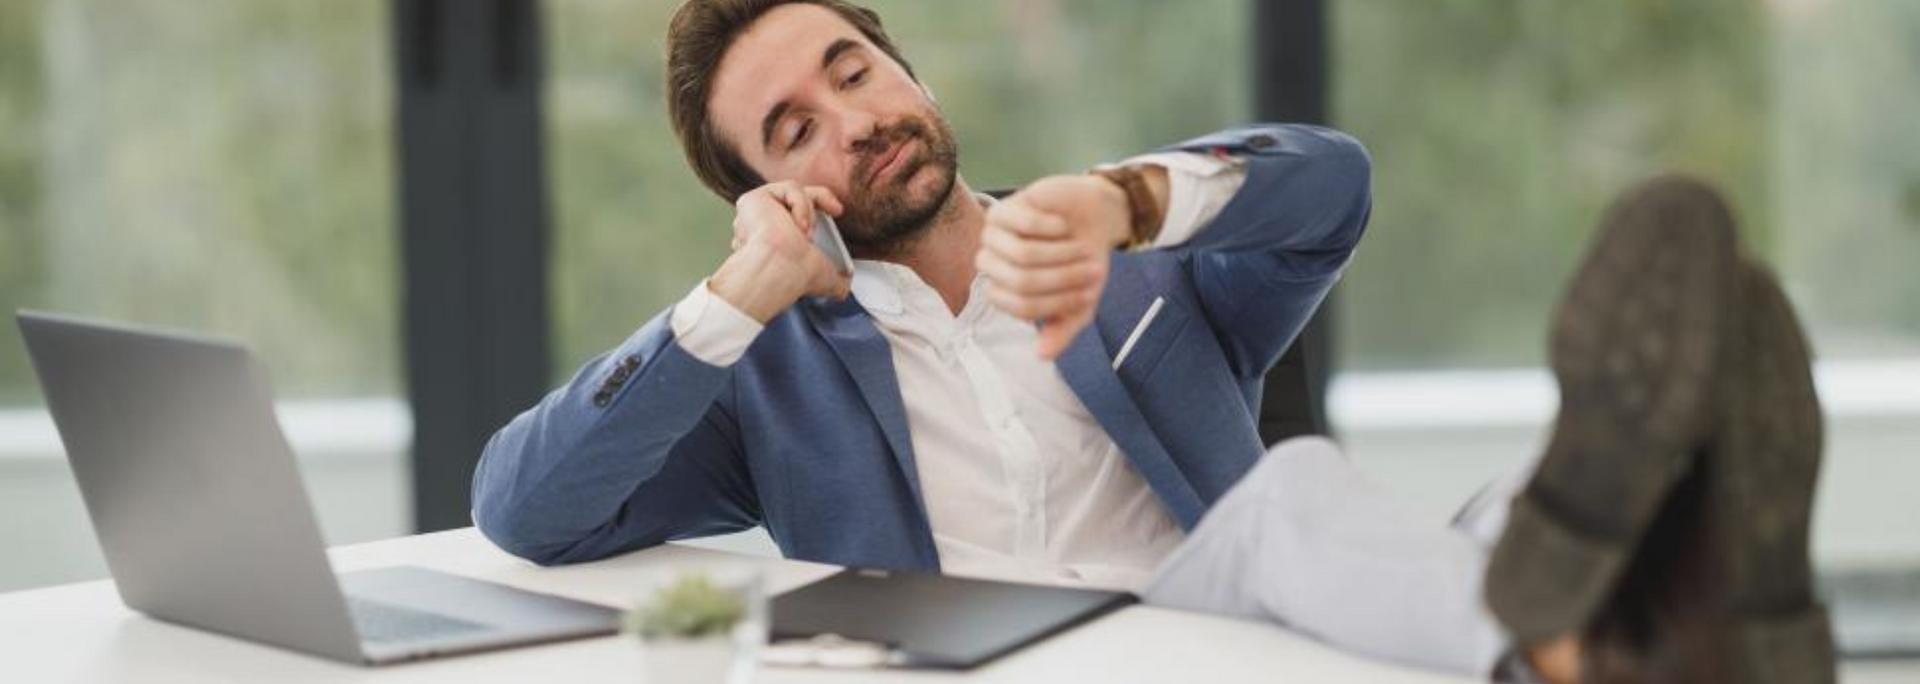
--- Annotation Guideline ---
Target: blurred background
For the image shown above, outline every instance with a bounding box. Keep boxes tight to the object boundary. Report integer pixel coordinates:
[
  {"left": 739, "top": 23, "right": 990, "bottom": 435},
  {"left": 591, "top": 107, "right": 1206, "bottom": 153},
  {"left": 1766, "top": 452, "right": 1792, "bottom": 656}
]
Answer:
[{"left": 0, "top": 0, "right": 1914, "bottom": 658}]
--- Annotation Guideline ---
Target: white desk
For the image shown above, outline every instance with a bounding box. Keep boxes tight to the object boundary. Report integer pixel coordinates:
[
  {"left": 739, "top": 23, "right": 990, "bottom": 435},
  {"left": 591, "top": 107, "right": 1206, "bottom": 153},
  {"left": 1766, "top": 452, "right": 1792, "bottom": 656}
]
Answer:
[
  {"left": 1, "top": 528, "right": 1483, "bottom": 684},
  {"left": 12, "top": 529, "right": 1914, "bottom": 684}
]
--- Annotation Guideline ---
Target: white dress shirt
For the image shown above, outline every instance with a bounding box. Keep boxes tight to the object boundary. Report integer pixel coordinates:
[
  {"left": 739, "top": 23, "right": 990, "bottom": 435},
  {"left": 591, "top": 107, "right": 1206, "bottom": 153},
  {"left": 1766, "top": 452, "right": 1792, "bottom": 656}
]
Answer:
[{"left": 667, "top": 152, "right": 1247, "bottom": 591}]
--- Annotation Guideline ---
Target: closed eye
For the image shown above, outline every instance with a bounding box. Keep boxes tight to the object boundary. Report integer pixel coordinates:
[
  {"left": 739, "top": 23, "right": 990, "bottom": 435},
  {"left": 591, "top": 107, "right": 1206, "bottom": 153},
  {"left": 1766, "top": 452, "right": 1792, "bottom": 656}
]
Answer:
[{"left": 790, "top": 119, "right": 813, "bottom": 150}]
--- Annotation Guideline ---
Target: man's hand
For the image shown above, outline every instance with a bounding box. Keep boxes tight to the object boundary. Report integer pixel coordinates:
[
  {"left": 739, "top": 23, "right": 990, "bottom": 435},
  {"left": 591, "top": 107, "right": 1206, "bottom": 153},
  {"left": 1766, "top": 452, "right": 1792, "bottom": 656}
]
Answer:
[
  {"left": 976, "top": 170, "right": 1161, "bottom": 359},
  {"left": 709, "top": 181, "right": 852, "bottom": 323}
]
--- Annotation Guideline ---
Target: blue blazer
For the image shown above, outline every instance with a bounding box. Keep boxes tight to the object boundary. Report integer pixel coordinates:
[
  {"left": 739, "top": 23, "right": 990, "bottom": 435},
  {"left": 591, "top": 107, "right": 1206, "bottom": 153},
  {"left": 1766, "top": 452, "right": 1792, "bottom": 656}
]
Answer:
[{"left": 473, "top": 124, "right": 1372, "bottom": 570}]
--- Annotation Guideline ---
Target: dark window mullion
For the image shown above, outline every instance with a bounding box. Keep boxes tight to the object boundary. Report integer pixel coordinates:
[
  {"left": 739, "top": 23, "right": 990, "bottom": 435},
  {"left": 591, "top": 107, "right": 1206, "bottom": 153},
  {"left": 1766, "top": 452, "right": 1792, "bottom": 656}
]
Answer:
[
  {"left": 393, "top": 0, "right": 551, "bottom": 532},
  {"left": 1253, "top": 0, "right": 1336, "bottom": 444}
]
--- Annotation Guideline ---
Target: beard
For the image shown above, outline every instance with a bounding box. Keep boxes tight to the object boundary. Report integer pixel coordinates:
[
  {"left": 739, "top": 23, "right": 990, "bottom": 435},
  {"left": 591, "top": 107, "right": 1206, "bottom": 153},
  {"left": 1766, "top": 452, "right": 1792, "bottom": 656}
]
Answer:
[{"left": 838, "top": 113, "right": 960, "bottom": 258}]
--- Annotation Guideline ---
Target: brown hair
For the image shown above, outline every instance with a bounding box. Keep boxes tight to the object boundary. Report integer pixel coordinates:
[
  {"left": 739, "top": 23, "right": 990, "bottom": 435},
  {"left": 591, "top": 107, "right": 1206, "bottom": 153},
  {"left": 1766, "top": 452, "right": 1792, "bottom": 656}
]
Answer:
[{"left": 665, "top": 0, "right": 918, "bottom": 202}]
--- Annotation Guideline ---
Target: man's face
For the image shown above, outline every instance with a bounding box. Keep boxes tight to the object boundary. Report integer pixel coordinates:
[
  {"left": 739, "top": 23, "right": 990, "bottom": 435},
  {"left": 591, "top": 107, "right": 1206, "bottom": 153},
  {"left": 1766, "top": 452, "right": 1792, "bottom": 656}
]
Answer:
[{"left": 709, "top": 4, "right": 959, "bottom": 254}]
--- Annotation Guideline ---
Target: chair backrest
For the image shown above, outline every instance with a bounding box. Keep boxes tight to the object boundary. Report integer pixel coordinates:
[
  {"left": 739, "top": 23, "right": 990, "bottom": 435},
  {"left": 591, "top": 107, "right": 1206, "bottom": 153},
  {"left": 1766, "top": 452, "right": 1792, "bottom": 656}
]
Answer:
[
  {"left": 1257, "top": 328, "right": 1325, "bottom": 445},
  {"left": 982, "top": 187, "right": 1326, "bottom": 446}
]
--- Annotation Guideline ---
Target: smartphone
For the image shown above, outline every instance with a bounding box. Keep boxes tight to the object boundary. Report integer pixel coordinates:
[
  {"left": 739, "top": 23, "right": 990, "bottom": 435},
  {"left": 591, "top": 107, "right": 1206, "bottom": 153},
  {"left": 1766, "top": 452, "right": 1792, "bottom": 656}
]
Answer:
[{"left": 812, "top": 209, "right": 854, "bottom": 275}]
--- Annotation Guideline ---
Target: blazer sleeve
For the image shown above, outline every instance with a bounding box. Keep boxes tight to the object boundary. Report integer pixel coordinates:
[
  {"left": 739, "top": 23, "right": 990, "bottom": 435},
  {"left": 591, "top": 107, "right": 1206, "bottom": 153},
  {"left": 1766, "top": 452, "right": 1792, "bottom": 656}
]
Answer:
[
  {"left": 470, "top": 309, "right": 760, "bottom": 565},
  {"left": 1154, "top": 123, "right": 1372, "bottom": 379}
]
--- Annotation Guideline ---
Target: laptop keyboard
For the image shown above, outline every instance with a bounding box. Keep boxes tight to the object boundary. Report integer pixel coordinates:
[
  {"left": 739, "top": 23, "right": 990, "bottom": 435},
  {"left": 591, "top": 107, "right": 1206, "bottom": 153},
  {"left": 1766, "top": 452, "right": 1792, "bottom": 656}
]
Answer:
[{"left": 349, "top": 597, "right": 492, "bottom": 644}]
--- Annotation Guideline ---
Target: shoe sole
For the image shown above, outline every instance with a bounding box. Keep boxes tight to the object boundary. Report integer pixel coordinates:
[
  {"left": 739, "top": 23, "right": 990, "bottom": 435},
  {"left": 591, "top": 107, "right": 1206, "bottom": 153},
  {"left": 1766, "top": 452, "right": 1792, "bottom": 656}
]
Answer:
[{"left": 1485, "top": 176, "right": 1741, "bottom": 642}]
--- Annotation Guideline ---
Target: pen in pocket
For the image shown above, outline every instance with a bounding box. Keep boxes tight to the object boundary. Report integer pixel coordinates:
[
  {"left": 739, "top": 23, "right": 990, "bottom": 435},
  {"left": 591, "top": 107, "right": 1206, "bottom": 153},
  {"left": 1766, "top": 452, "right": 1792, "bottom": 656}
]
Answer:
[{"left": 1112, "top": 296, "right": 1166, "bottom": 370}]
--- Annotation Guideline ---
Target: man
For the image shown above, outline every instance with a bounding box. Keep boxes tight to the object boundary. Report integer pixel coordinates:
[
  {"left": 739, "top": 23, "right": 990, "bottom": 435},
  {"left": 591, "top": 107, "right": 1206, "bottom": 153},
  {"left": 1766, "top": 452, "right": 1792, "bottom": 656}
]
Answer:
[
  {"left": 474, "top": 1, "right": 1833, "bottom": 681},
  {"left": 476, "top": 0, "right": 1363, "bottom": 589}
]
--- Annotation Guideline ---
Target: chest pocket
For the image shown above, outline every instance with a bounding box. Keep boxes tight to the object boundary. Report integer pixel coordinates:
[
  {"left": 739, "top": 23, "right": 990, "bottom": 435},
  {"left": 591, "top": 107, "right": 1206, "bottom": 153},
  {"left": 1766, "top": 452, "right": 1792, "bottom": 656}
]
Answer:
[{"left": 1110, "top": 296, "right": 1193, "bottom": 390}]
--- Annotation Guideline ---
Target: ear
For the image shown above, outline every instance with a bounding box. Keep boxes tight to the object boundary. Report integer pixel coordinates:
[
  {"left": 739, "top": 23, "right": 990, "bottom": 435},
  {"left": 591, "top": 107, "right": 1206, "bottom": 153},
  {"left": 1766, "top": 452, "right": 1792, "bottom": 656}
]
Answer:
[{"left": 920, "top": 82, "right": 938, "bottom": 104}]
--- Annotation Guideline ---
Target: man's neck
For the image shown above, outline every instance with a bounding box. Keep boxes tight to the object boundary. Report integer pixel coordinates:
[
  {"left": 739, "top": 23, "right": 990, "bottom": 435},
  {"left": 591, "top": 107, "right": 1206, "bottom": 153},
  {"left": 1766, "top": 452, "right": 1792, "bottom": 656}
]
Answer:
[{"left": 873, "top": 177, "right": 985, "bottom": 316}]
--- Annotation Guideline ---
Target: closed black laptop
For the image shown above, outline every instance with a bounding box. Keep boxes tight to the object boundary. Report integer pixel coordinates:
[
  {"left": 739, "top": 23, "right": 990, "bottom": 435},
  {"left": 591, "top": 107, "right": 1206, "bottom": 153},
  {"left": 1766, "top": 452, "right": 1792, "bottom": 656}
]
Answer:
[{"left": 771, "top": 567, "right": 1135, "bottom": 669}]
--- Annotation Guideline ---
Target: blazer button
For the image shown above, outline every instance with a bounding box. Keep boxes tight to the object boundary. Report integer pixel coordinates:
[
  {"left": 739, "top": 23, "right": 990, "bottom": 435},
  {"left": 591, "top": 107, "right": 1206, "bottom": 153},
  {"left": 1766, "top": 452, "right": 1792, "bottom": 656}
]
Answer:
[
  {"left": 1246, "top": 133, "right": 1277, "bottom": 150},
  {"left": 592, "top": 390, "right": 612, "bottom": 407}
]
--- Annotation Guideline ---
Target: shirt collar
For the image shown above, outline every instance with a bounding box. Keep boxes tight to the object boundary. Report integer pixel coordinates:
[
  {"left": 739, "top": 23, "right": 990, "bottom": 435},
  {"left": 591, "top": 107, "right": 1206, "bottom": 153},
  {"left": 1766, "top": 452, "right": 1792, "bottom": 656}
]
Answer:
[{"left": 849, "top": 260, "right": 909, "bottom": 316}]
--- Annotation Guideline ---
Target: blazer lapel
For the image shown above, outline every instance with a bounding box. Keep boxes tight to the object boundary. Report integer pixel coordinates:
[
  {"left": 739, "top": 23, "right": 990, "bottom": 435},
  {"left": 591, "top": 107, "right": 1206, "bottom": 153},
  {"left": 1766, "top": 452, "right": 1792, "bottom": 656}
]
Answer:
[
  {"left": 1055, "top": 328, "right": 1206, "bottom": 529},
  {"left": 800, "top": 296, "right": 930, "bottom": 525}
]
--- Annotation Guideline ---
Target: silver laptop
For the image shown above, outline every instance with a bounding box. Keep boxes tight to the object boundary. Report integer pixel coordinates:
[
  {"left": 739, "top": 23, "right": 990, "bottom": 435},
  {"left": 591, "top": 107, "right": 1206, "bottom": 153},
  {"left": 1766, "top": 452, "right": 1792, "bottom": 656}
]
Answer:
[{"left": 16, "top": 311, "right": 618, "bottom": 665}]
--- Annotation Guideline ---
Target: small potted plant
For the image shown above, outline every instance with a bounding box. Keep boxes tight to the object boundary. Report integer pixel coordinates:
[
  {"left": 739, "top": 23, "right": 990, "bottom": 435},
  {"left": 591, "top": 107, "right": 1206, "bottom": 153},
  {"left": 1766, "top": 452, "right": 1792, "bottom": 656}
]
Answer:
[{"left": 624, "top": 571, "right": 765, "bottom": 684}]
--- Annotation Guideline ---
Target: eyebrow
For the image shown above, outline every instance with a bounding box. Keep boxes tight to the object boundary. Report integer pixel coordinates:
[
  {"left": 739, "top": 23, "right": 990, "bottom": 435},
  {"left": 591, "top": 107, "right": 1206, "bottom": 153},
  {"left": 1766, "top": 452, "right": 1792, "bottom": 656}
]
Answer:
[{"left": 758, "top": 38, "right": 866, "bottom": 152}]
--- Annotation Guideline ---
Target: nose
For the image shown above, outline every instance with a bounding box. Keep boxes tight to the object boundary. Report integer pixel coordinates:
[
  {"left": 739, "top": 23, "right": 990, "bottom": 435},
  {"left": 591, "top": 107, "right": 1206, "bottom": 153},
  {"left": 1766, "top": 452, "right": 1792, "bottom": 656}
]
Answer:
[{"left": 832, "top": 104, "right": 879, "bottom": 152}]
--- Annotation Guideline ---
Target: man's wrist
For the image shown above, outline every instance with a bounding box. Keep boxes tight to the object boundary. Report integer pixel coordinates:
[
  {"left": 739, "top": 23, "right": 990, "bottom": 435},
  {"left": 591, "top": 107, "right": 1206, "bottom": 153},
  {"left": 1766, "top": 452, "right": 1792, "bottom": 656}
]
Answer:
[
  {"left": 1090, "top": 164, "right": 1170, "bottom": 250},
  {"left": 1091, "top": 173, "right": 1134, "bottom": 247},
  {"left": 708, "top": 249, "right": 796, "bottom": 324},
  {"left": 1137, "top": 163, "right": 1170, "bottom": 230},
  {"left": 669, "top": 277, "right": 766, "bottom": 367}
]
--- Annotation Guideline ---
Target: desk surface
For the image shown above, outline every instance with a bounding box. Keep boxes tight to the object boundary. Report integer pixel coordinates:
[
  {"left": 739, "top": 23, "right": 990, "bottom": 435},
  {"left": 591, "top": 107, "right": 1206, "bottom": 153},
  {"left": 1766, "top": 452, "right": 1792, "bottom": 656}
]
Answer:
[
  {"left": 1, "top": 528, "right": 1486, "bottom": 684},
  {"left": 8, "top": 530, "right": 1915, "bottom": 684}
]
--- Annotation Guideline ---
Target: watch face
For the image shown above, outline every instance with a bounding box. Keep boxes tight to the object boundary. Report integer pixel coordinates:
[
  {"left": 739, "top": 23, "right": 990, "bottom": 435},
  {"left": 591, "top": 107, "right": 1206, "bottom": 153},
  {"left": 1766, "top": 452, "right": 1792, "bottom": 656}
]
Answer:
[{"left": 812, "top": 210, "right": 855, "bottom": 274}]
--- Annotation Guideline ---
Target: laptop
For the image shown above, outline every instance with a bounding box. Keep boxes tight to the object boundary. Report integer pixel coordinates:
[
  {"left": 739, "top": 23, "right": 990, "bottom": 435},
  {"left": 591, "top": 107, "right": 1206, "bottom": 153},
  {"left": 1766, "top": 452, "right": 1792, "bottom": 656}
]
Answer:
[
  {"left": 16, "top": 311, "right": 618, "bottom": 665},
  {"left": 770, "top": 567, "right": 1135, "bottom": 669}
]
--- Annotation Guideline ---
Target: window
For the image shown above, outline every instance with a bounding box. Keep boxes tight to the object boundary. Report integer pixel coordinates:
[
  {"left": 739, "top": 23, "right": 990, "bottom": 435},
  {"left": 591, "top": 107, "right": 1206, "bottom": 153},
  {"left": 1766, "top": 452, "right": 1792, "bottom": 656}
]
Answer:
[
  {"left": 1332, "top": 0, "right": 1920, "bottom": 562},
  {"left": 0, "top": 0, "right": 401, "bottom": 591}
]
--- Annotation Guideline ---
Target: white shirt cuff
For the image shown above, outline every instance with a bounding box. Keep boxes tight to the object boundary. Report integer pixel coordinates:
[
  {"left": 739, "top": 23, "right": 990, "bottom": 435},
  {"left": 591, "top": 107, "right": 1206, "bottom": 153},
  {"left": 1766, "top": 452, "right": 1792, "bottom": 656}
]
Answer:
[
  {"left": 1114, "top": 151, "right": 1248, "bottom": 249},
  {"left": 668, "top": 278, "right": 765, "bottom": 367}
]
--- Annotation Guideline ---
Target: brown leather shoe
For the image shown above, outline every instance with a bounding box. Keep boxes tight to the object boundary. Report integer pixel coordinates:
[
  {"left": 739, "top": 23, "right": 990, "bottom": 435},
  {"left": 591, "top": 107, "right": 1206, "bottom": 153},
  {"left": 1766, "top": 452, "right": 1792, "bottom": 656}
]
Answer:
[
  {"left": 1573, "top": 258, "right": 1835, "bottom": 684},
  {"left": 1698, "top": 258, "right": 1834, "bottom": 684},
  {"left": 1488, "top": 176, "right": 1837, "bottom": 684},
  {"left": 1486, "top": 175, "right": 1741, "bottom": 642}
]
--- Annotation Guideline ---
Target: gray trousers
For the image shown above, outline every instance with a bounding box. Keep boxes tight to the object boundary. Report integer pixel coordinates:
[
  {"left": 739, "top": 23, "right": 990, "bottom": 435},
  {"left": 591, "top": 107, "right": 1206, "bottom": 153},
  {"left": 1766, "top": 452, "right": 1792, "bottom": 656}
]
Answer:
[{"left": 1143, "top": 436, "right": 1531, "bottom": 678}]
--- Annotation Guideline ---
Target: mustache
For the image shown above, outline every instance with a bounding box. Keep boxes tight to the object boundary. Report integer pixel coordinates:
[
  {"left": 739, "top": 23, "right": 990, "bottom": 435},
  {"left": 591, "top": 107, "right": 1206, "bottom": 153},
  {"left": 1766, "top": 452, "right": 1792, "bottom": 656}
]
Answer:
[{"left": 851, "top": 119, "right": 930, "bottom": 187}]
